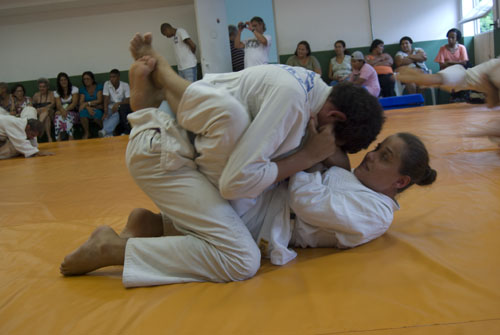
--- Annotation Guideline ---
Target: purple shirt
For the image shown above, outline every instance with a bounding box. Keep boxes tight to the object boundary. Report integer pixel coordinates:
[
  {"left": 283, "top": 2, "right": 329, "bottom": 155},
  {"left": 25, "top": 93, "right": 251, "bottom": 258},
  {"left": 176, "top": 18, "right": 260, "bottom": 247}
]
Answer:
[{"left": 349, "top": 63, "right": 380, "bottom": 97}]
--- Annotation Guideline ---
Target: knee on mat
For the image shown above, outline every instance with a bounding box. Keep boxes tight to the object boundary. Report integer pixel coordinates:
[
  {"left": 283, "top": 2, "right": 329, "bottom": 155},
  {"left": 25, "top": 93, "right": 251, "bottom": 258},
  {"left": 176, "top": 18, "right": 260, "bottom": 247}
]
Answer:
[{"left": 230, "top": 243, "right": 261, "bottom": 281}]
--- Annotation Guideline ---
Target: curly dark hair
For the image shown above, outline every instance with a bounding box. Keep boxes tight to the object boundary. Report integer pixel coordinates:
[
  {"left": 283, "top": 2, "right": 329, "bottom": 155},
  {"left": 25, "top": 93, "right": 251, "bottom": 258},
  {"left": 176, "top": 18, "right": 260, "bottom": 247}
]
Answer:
[{"left": 328, "top": 82, "right": 385, "bottom": 153}]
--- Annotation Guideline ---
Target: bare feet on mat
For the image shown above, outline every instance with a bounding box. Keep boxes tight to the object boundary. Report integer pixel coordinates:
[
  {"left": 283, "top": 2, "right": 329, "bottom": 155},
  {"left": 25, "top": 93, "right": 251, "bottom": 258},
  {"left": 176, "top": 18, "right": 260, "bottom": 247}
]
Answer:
[{"left": 60, "top": 226, "right": 126, "bottom": 276}]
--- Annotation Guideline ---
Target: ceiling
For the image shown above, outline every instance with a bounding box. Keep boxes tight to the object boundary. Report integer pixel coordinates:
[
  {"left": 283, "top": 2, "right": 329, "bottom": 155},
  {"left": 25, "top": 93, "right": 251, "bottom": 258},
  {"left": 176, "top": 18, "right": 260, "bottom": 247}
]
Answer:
[{"left": 0, "top": 0, "right": 193, "bottom": 26}]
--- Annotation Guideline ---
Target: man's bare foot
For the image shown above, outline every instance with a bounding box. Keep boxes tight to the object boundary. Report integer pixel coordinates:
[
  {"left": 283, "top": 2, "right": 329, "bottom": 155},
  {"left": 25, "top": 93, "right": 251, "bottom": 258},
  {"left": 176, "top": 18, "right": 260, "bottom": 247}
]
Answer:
[
  {"left": 130, "top": 32, "right": 156, "bottom": 60},
  {"left": 129, "top": 33, "right": 182, "bottom": 90},
  {"left": 60, "top": 226, "right": 126, "bottom": 276},
  {"left": 129, "top": 56, "right": 165, "bottom": 111}
]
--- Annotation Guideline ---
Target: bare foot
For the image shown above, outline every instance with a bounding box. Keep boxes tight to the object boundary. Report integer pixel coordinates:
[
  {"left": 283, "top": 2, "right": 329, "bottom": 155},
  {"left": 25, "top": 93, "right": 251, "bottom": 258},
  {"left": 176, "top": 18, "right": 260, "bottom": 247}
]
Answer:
[
  {"left": 129, "top": 56, "right": 164, "bottom": 111},
  {"left": 129, "top": 33, "right": 179, "bottom": 89},
  {"left": 60, "top": 226, "right": 126, "bottom": 276},
  {"left": 129, "top": 32, "right": 155, "bottom": 60}
]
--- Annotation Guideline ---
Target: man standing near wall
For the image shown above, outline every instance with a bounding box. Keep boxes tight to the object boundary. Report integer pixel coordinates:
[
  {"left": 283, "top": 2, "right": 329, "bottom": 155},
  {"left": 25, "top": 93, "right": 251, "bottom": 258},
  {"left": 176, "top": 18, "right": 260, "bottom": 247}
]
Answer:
[{"left": 160, "top": 23, "right": 198, "bottom": 82}]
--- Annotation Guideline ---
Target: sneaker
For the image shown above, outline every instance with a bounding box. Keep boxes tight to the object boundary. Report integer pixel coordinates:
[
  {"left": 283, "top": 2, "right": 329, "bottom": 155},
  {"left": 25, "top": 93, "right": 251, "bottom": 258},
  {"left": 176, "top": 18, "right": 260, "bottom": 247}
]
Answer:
[{"left": 98, "top": 130, "right": 106, "bottom": 138}]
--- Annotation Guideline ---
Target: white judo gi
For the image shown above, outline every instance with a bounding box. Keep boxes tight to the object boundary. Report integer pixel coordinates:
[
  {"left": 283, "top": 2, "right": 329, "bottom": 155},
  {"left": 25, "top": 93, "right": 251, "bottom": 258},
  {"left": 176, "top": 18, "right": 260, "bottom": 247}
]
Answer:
[
  {"left": 242, "top": 167, "right": 400, "bottom": 265},
  {"left": 439, "top": 58, "right": 500, "bottom": 94},
  {"left": 0, "top": 114, "right": 39, "bottom": 159}
]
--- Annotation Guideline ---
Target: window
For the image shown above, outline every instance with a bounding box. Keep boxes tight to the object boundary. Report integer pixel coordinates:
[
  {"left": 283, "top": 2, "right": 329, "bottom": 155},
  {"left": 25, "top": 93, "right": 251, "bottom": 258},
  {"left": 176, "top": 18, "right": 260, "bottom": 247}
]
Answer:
[{"left": 461, "top": 0, "right": 494, "bottom": 36}]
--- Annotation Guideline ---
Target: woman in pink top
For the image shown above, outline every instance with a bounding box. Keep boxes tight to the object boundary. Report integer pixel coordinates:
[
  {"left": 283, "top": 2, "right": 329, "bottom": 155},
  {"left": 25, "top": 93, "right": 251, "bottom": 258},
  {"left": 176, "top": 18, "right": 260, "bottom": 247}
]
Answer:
[
  {"left": 434, "top": 28, "right": 468, "bottom": 70},
  {"left": 349, "top": 51, "right": 381, "bottom": 98},
  {"left": 435, "top": 28, "right": 469, "bottom": 102}
]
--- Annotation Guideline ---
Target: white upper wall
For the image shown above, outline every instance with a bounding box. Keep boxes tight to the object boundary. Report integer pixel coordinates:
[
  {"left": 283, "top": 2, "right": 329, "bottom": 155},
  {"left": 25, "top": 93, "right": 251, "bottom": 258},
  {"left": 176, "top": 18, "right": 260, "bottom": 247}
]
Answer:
[
  {"left": 274, "top": 0, "right": 460, "bottom": 55},
  {"left": 0, "top": 5, "right": 198, "bottom": 82},
  {"left": 370, "top": 0, "right": 460, "bottom": 44},
  {"left": 274, "top": 0, "right": 373, "bottom": 53}
]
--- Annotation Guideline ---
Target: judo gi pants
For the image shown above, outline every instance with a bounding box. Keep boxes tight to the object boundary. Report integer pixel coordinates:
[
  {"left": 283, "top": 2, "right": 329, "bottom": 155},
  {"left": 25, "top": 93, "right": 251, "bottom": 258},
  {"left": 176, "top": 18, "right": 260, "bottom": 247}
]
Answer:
[{"left": 123, "top": 106, "right": 259, "bottom": 287}]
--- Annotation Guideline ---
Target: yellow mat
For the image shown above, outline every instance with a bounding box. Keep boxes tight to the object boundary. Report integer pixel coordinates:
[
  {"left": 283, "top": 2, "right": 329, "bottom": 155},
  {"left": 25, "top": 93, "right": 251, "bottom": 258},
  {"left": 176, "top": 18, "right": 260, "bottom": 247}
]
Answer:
[{"left": 1, "top": 103, "right": 499, "bottom": 334}]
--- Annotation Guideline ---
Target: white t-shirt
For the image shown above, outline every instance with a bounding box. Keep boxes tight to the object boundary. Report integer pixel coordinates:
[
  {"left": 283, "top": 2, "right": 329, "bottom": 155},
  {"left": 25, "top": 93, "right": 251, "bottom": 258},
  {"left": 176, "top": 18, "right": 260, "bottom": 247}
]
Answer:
[
  {"left": 171, "top": 28, "right": 197, "bottom": 71},
  {"left": 103, "top": 81, "right": 130, "bottom": 104},
  {"left": 54, "top": 86, "right": 79, "bottom": 105},
  {"left": 0, "top": 114, "right": 39, "bottom": 159},
  {"left": 243, "top": 34, "right": 272, "bottom": 68}
]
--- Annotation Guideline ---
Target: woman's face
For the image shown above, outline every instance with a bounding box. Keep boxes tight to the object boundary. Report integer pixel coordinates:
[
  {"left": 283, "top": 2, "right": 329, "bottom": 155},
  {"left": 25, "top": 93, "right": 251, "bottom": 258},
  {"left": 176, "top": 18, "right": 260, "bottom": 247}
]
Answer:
[
  {"left": 400, "top": 40, "right": 412, "bottom": 53},
  {"left": 447, "top": 32, "right": 457, "bottom": 47},
  {"left": 83, "top": 75, "right": 93, "bottom": 88},
  {"left": 14, "top": 86, "right": 25, "bottom": 100},
  {"left": 354, "top": 135, "right": 408, "bottom": 195},
  {"left": 296, "top": 44, "right": 308, "bottom": 58},
  {"left": 351, "top": 58, "right": 363, "bottom": 71},
  {"left": 38, "top": 82, "right": 48, "bottom": 94},
  {"left": 334, "top": 43, "right": 345, "bottom": 55},
  {"left": 373, "top": 43, "right": 384, "bottom": 55},
  {"left": 59, "top": 76, "right": 69, "bottom": 89}
]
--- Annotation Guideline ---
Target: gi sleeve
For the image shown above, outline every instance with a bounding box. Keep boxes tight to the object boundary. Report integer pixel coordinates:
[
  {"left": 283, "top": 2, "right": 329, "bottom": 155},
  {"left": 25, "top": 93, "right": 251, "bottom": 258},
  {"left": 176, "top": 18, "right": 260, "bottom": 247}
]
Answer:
[{"left": 288, "top": 170, "right": 393, "bottom": 248}]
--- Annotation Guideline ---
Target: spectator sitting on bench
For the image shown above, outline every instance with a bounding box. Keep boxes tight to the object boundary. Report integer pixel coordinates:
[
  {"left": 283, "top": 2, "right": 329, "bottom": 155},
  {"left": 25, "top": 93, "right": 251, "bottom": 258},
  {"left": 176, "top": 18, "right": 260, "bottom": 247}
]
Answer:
[{"left": 99, "top": 69, "right": 130, "bottom": 138}]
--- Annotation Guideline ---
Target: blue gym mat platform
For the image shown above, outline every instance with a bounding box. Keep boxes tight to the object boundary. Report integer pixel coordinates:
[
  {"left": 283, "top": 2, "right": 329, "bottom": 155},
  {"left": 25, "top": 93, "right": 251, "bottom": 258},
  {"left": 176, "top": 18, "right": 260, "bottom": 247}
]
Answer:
[{"left": 379, "top": 93, "right": 425, "bottom": 110}]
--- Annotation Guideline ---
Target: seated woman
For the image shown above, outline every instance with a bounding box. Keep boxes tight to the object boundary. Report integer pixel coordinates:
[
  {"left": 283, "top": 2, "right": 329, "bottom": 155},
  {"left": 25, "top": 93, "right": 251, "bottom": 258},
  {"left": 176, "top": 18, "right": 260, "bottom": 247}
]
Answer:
[
  {"left": 10, "top": 84, "right": 32, "bottom": 117},
  {"left": 328, "top": 40, "right": 351, "bottom": 85},
  {"left": 32, "top": 78, "right": 55, "bottom": 142},
  {"left": 54, "top": 72, "right": 80, "bottom": 141},
  {"left": 79, "top": 71, "right": 103, "bottom": 139},
  {"left": 435, "top": 28, "right": 468, "bottom": 70},
  {"left": 365, "top": 39, "right": 395, "bottom": 97},
  {"left": 286, "top": 41, "right": 322, "bottom": 75},
  {"left": 348, "top": 51, "right": 380, "bottom": 98},
  {"left": 0, "top": 82, "right": 12, "bottom": 114},
  {"left": 434, "top": 28, "right": 469, "bottom": 102},
  {"left": 394, "top": 36, "right": 429, "bottom": 94}
]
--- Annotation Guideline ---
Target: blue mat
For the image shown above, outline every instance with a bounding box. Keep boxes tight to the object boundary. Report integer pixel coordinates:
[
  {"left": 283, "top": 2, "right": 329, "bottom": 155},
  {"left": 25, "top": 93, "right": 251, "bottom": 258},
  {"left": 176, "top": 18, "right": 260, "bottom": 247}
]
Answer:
[{"left": 379, "top": 94, "right": 424, "bottom": 110}]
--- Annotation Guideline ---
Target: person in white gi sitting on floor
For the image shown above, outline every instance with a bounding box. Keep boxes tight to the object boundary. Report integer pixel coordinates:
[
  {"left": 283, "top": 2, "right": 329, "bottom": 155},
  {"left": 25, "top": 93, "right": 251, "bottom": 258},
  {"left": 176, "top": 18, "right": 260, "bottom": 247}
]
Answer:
[{"left": 60, "top": 33, "right": 385, "bottom": 287}]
